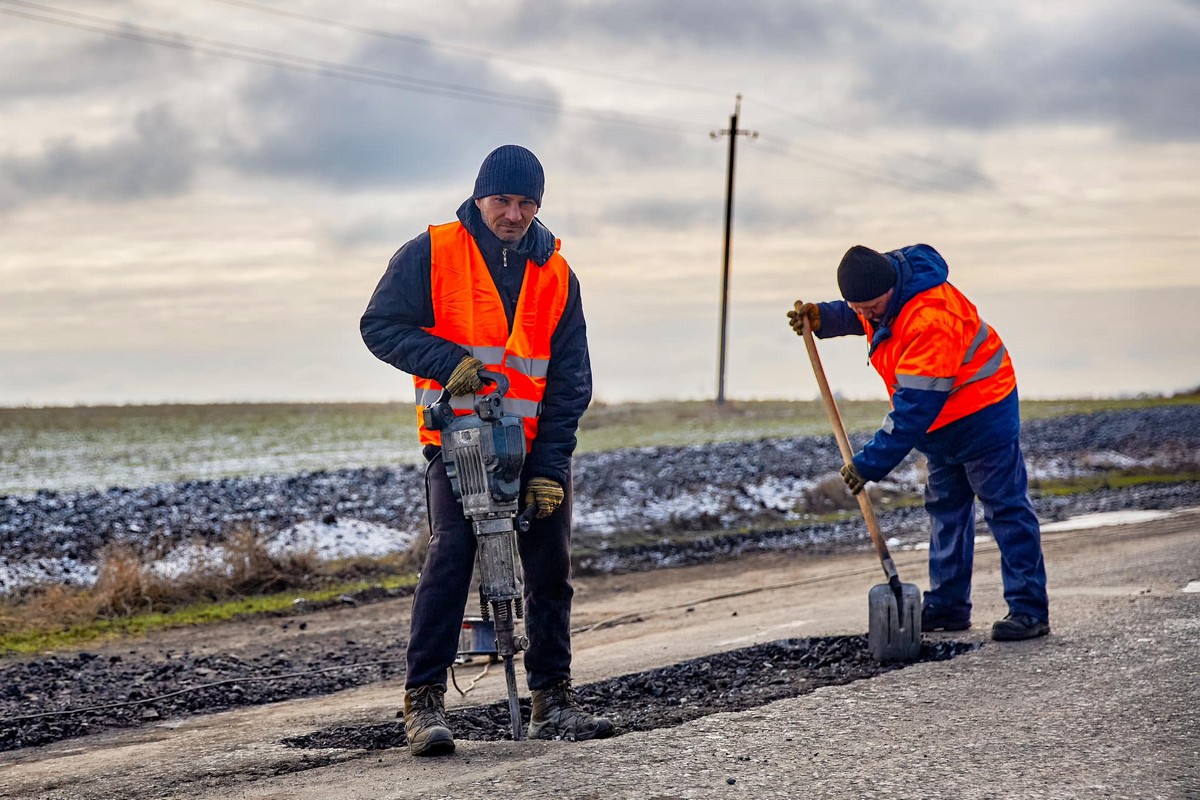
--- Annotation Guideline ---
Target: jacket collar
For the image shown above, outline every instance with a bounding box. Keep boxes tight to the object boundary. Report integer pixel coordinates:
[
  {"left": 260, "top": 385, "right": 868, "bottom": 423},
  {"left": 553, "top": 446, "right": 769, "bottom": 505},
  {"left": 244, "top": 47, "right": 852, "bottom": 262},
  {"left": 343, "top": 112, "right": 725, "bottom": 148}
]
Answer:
[
  {"left": 456, "top": 198, "right": 556, "bottom": 266},
  {"left": 868, "top": 244, "right": 950, "bottom": 355}
]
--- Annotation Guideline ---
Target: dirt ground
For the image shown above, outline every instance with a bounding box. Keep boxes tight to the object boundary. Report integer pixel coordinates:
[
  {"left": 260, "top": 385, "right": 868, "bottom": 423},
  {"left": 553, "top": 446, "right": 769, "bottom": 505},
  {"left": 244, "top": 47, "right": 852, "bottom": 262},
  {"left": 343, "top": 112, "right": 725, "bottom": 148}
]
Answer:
[{"left": 1, "top": 509, "right": 1197, "bottom": 800}]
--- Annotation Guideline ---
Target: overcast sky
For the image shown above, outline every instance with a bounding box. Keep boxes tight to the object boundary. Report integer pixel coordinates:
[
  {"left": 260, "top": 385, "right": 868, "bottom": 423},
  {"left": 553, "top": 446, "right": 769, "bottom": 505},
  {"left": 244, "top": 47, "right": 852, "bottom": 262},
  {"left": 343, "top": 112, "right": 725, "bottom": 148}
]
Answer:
[{"left": 2, "top": 0, "right": 1198, "bottom": 407}]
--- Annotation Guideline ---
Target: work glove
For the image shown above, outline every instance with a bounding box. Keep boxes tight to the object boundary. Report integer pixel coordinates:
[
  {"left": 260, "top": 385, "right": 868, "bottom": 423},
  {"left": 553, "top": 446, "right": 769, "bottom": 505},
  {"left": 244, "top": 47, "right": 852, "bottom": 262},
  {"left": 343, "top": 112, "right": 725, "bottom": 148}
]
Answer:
[
  {"left": 840, "top": 462, "right": 867, "bottom": 495},
  {"left": 524, "top": 477, "right": 564, "bottom": 519},
  {"left": 787, "top": 300, "right": 821, "bottom": 336},
  {"left": 444, "top": 355, "right": 484, "bottom": 396}
]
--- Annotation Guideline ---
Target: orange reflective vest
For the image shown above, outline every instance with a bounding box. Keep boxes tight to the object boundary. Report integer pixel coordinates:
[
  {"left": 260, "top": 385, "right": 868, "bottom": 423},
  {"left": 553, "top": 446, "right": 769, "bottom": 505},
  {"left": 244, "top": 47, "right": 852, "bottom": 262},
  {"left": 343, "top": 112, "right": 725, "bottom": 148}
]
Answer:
[
  {"left": 861, "top": 282, "right": 1015, "bottom": 432},
  {"left": 413, "top": 221, "right": 571, "bottom": 448}
]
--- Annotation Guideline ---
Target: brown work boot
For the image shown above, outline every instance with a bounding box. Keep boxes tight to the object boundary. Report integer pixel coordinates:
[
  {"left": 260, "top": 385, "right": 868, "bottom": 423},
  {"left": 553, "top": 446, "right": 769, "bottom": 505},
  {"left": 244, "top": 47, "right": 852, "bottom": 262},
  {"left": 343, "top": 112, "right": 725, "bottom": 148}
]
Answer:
[
  {"left": 527, "top": 680, "right": 614, "bottom": 742},
  {"left": 403, "top": 684, "right": 455, "bottom": 756}
]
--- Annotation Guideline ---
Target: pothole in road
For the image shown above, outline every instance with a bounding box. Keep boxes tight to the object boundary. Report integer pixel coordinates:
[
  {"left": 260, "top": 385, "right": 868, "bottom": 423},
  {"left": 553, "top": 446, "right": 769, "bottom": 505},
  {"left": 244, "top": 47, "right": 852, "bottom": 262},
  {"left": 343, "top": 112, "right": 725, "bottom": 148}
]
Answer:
[{"left": 283, "top": 635, "right": 973, "bottom": 751}]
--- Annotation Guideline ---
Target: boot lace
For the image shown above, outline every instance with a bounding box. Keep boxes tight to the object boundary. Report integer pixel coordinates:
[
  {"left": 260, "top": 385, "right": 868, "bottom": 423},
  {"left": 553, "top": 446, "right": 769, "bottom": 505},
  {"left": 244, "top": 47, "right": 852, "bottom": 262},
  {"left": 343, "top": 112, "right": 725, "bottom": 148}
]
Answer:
[{"left": 408, "top": 685, "right": 448, "bottom": 728}]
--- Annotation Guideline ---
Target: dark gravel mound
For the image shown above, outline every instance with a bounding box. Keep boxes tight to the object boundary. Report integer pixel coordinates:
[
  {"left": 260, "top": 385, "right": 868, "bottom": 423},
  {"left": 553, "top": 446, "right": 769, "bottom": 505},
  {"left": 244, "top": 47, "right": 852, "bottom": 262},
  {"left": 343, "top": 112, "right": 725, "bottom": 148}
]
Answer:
[
  {"left": 0, "top": 638, "right": 406, "bottom": 752},
  {"left": 1021, "top": 405, "right": 1200, "bottom": 459},
  {"left": 586, "top": 481, "right": 1200, "bottom": 574},
  {"left": 2, "top": 405, "right": 1197, "bottom": 588},
  {"left": 284, "top": 636, "right": 973, "bottom": 752}
]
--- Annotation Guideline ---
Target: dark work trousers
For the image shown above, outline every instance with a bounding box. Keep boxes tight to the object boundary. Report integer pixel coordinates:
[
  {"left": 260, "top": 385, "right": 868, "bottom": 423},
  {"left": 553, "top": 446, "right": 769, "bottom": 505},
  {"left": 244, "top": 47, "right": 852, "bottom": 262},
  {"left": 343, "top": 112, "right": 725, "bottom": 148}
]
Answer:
[
  {"left": 404, "top": 454, "right": 574, "bottom": 691},
  {"left": 923, "top": 438, "right": 1050, "bottom": 622}
]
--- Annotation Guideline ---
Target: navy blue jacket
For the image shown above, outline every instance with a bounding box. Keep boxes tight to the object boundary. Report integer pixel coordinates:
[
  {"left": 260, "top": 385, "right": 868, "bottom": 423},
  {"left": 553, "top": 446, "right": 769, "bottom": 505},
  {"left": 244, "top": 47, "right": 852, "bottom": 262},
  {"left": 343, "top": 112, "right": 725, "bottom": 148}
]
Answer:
[
  {"left": 360, "top": 199, "right": 592, "bottom": 485},
  {"left": 814, "top": 244, "right": 1020, "bottom": 478}
]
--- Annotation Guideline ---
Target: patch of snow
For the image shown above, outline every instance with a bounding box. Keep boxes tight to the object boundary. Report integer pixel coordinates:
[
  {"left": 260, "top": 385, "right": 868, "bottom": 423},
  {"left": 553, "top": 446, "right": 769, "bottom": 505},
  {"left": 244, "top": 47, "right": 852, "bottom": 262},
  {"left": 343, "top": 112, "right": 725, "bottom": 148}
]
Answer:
[
  {"left": 0, "top": 518, "right": 416, "bottom": 596},
  {"left": 147, "top": 542, "right": 231, "bottom": 581},
  {"left": 1040, "top": 509, "right": 1174, "bottom": 532},
  {"left": 905, "top": 534, "right": 992, "bottom": 552},
  {"left": 0, "top": 558, "right": 98, "bottom": 593},
  {"left": 268, "top": 518, "right": 417, "bottom": 561}
]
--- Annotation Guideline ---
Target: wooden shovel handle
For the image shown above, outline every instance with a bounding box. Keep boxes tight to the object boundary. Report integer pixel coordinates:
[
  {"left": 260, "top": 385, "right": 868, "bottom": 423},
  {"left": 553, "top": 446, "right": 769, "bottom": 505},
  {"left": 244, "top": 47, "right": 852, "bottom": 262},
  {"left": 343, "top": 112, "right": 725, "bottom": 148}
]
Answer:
[{"left": 797, "top": 305, "right": 899, "bottom": 584}]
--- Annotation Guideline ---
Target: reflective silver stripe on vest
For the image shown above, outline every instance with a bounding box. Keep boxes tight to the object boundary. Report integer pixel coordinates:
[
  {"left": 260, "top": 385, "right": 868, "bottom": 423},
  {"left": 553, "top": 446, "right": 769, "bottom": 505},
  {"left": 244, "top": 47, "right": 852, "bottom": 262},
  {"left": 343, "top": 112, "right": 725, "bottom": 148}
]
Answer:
[
  {"left": 415, "top": 388, "right": 540, "bottom": 418},
  {"left": 962, "top": 322, "right": 990, "bottom": 366},
  {"left": 448, "top": 340, "right": 549, "bottom": 378},
  {"left": 463, "top": 345, "right": 506, "bottom": 364},
  {"left": 895, "top": 373, "right": 955, "bottom": 393},
  {"left": 505, "top": 355, "right": 550, "bottom": 379},
  {"left": 504, "top": 397, "right": 541, "bottom": 417},
  {"left": 416, "top": 387, "right": 441, "bottom": 407},
  {"left": 954, "top": 344, "right": 1008, "bottom": 391}
]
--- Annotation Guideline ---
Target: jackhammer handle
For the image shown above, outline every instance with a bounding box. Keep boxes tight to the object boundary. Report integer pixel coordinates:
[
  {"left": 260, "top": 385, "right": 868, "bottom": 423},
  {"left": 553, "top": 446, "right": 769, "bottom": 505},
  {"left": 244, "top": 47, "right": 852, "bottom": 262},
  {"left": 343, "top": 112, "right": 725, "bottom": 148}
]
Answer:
[
  {"left": 516, "top": 503, "right": 537, "bottom": 533},
  {"left": 477, "top": 369, "right": 510, "bottom": 397},
  {"left": 798, "top": 311, "right": 897, "bottom": 577}
]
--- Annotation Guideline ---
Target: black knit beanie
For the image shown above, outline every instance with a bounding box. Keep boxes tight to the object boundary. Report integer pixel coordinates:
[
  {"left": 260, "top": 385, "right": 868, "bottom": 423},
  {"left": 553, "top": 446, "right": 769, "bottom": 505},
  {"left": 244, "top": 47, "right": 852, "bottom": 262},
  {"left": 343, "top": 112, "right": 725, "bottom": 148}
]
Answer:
[
  {"left": 472, "top": 145, "right": 545, "bottom": 206},
  {"left": 837, "top": 245, "right": 896, "bottom": 302}
]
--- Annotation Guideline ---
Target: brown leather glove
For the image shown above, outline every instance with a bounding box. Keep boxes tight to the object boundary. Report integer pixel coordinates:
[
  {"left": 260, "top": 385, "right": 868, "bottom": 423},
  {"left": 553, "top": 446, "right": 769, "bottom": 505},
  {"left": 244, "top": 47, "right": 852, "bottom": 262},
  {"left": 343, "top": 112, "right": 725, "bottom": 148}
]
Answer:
[
  {"left": 444, "top": 356, "right": 484, "bottom": 396},
  {"left": 840, "top": 462, "right": 867, "bottom": 495},
  {"left": 787, "top": 300, "right": 821, "bottom": 336},
  {"left": 524, "top": 477, "right": 564, "bottom": 519}
]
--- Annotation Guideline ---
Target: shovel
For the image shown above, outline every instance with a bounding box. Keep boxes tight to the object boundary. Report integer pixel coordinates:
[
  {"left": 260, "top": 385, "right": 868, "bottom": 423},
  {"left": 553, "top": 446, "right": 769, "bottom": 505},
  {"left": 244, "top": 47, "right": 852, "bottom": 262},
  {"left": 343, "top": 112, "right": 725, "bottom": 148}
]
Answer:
[{"left": 797, "top": 307, "right": 921, "bottom": 663}]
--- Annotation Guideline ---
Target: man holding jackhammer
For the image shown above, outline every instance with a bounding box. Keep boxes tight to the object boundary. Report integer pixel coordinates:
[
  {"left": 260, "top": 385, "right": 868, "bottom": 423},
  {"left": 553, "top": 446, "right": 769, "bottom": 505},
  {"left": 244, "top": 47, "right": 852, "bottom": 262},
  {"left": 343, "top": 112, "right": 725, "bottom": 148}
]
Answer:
[
  {"left": 361, "top": 145, "right": 612, "bottom": 756},
  {"left": 788, "top": 244, "right": 1050, "bottom": 641}
]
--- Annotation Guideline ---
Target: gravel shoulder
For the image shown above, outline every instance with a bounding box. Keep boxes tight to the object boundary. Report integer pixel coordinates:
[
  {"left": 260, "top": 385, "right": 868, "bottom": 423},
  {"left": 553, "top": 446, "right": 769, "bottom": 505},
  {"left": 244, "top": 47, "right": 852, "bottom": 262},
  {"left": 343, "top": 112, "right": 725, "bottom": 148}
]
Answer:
[{"left": 2, "top": 510, "right": 1197, "bottom": 800}]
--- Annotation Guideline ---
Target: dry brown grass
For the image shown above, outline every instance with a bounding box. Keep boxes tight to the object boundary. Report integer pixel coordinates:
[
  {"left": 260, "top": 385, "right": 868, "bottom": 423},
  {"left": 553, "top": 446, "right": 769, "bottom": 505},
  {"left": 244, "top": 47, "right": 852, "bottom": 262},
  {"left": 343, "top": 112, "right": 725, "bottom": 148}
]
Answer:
[{"left": 0, "top": 527, "right": 411, "bottom": 636}]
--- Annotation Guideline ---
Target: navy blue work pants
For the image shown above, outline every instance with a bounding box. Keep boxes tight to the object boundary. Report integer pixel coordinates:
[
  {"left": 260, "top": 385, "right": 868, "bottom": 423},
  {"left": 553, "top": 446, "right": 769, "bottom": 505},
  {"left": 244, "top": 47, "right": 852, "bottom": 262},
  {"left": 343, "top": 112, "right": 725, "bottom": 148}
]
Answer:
[
  {"left": 923, "top": 438, "right": 1049, "bottom": 622},
  {"left": 404, "top": 455, "right": 574, "bottom": 691}
]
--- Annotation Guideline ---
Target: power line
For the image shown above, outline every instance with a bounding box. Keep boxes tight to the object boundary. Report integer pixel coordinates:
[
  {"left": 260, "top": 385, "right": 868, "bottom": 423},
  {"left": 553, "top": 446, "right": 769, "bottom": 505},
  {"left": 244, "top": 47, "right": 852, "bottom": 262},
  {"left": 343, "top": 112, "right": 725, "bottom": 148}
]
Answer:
[
  {"left": 4, "top": 0, "right": 1193, "bottom": 243},
  {"left": 745, "top": 95, "right": 994, "bottom": 191},
  {"left": 208, "top": 0, "right": 733, "bottom": 99},
  {"left": 744, "top": 94, "right": 1188, "bottom": 227},
  {"left": 0, "top": 0, "right": 708, "bottom": 135},
  {"left": 755, "top": 134, "right": 986, "bottom": 199},
  {"left": 752, "top": 132, "right": 1200, "bottom": 242}
]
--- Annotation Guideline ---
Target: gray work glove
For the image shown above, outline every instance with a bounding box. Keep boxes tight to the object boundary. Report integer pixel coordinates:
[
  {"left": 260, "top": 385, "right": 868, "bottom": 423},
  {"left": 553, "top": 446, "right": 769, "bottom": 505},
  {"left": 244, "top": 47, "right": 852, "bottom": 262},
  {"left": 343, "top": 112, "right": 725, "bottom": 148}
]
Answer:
[
  {"left": 787, "top": 300, "right": 821, "bottom": 336},
  {"left": 444, "top": 356, "right": 484, "bottom": 396},
  {"left": 524, "top": 477, "right": 564, "bottom": 519},
  {"left": 840, "top": 462, "right": 867, "bottom": 495}
]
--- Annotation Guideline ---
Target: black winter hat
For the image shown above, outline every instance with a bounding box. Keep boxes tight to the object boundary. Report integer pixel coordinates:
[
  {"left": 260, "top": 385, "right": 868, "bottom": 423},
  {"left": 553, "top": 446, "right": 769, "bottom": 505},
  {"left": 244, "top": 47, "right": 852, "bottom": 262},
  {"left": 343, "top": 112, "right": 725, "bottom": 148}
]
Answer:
[
  {"left": 837, "top": 245, "right": 896, "bottom": 302},
  {"left": 472, "top": 144, "right": 545, "bottom": 206}
]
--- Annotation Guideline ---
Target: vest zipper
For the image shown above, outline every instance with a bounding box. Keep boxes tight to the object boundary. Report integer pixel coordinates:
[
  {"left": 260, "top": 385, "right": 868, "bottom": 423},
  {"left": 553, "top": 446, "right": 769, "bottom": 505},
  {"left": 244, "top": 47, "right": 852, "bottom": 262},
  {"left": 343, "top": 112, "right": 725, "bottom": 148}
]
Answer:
[{"left": 502, "top": 248, "right": 508, "bottom": 268}]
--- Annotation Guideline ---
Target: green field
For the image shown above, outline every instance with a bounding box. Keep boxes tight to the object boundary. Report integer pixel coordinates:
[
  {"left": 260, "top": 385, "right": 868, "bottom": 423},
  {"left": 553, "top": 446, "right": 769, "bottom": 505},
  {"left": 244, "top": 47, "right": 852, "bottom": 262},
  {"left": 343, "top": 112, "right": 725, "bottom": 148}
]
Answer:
[{"left": 2, "top": 394, "right": 1196, "bottom": 495}]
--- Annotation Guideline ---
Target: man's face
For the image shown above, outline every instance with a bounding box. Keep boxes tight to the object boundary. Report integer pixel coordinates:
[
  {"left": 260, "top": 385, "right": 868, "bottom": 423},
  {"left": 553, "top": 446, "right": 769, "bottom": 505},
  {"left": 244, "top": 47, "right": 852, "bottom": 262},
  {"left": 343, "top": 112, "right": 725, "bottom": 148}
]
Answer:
[
  {"left": 847, "top": 288, "right": 894, "bottom": 323},
  {"left": 475, "top": 194, "right": 538, "bottom": 243}
]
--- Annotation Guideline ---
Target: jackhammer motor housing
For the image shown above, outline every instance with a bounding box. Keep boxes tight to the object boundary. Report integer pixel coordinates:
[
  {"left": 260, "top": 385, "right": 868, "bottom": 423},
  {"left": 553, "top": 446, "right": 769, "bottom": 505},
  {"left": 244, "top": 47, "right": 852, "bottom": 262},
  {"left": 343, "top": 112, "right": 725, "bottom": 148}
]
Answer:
[{"left": 422, "top": 381, "right": 526, "bottom": 516}]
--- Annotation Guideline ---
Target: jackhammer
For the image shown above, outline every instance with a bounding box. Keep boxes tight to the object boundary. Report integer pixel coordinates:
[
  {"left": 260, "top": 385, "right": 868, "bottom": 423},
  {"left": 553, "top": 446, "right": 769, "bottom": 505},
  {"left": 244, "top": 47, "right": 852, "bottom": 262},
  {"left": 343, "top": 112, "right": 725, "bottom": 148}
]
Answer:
[{"left": 423, "top": 370, "right": 536, "bottom": 741}]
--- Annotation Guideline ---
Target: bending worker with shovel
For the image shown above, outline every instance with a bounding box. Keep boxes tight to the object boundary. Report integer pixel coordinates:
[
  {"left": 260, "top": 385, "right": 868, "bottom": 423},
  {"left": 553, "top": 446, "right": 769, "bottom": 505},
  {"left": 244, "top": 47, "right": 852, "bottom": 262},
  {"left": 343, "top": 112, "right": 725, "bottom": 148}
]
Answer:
[{"left": 788, "top": 244, "right": 1050, "bottom": 641}]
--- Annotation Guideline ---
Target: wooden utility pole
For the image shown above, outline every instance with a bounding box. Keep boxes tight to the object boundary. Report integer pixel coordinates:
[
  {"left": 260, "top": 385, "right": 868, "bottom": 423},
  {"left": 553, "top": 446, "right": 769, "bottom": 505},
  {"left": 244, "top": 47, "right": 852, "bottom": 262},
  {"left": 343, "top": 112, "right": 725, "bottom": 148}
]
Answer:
[{"left": 711, "top": 94, "right": 757, "bottom": 406}]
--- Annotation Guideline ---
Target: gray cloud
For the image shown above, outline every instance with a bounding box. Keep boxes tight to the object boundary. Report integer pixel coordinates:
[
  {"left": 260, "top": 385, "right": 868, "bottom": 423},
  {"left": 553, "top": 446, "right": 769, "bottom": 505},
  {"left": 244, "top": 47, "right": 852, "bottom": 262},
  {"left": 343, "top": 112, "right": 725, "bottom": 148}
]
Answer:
[
  {"left": 0, "top": 105, "right": 195, "bottom": 210},
  {"left": 876, "top": 149, "right": 992, "bottom": 193},
  {"left": 509, "top": 0, "right": 862, "bottom": 52},
  {"left": 222, "top": 39, "right": 563, "bottom": 189},
  {"left": 598, "top": 195, "right": 818, "bottom": 233},
  {"left": 855, "top": 2, "right": 1200, "bottom": 141},
  {"left": 324, "top": 214, "right": 409, "bottom": 251},
  {"left": 556, "top": 117, "right": 702, "bottom": 174},
  {"left": 605, "top": 197, "right": 717, "bottom": 229},
  {"left": 0, "top": 29, "right": 194, "bottom": 102}
]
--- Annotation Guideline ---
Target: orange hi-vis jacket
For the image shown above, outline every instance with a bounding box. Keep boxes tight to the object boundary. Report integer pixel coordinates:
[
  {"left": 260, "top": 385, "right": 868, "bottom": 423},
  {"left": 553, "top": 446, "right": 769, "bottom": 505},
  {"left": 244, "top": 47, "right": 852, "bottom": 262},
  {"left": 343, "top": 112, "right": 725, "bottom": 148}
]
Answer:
[
  {"left": 860, "top": 281, "right": 1015, "bottom": 432},
  {"left": 413, "top": 220, "right": 571, "bottom": 449}
]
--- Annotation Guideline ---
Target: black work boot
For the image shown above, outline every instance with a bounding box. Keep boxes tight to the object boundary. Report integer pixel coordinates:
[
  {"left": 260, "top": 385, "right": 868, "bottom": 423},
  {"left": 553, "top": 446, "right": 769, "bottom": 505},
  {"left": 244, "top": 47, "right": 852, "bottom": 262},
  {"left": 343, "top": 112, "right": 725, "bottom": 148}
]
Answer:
[
  {"left": 403, "top": 684, "right": 455, "bottom": 756},
  {"left": 921, "top": 604, "right": 971, "bottom": 632},
  {"left": 992, "top": 613, "right": 1050, "bottom": 641},
  {"left": 527, "top": 680, "right": 614, "bottom": 742}
]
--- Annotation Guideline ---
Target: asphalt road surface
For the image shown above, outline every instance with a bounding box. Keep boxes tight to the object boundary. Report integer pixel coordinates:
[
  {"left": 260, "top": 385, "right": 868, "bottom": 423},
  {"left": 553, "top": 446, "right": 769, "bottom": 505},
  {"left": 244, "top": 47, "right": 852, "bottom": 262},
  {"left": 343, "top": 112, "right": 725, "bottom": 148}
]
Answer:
[{"left": 1, "top": 508, "right": 1197, "bottom": 800}]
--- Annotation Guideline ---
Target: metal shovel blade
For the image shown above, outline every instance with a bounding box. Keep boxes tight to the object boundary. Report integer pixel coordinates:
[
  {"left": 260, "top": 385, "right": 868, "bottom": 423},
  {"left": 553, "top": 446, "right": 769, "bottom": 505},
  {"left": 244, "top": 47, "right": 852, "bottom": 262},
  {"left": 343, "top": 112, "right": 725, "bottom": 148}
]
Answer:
[{"left": 868, "top": 582, "right": 922, "bottom": 664}]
